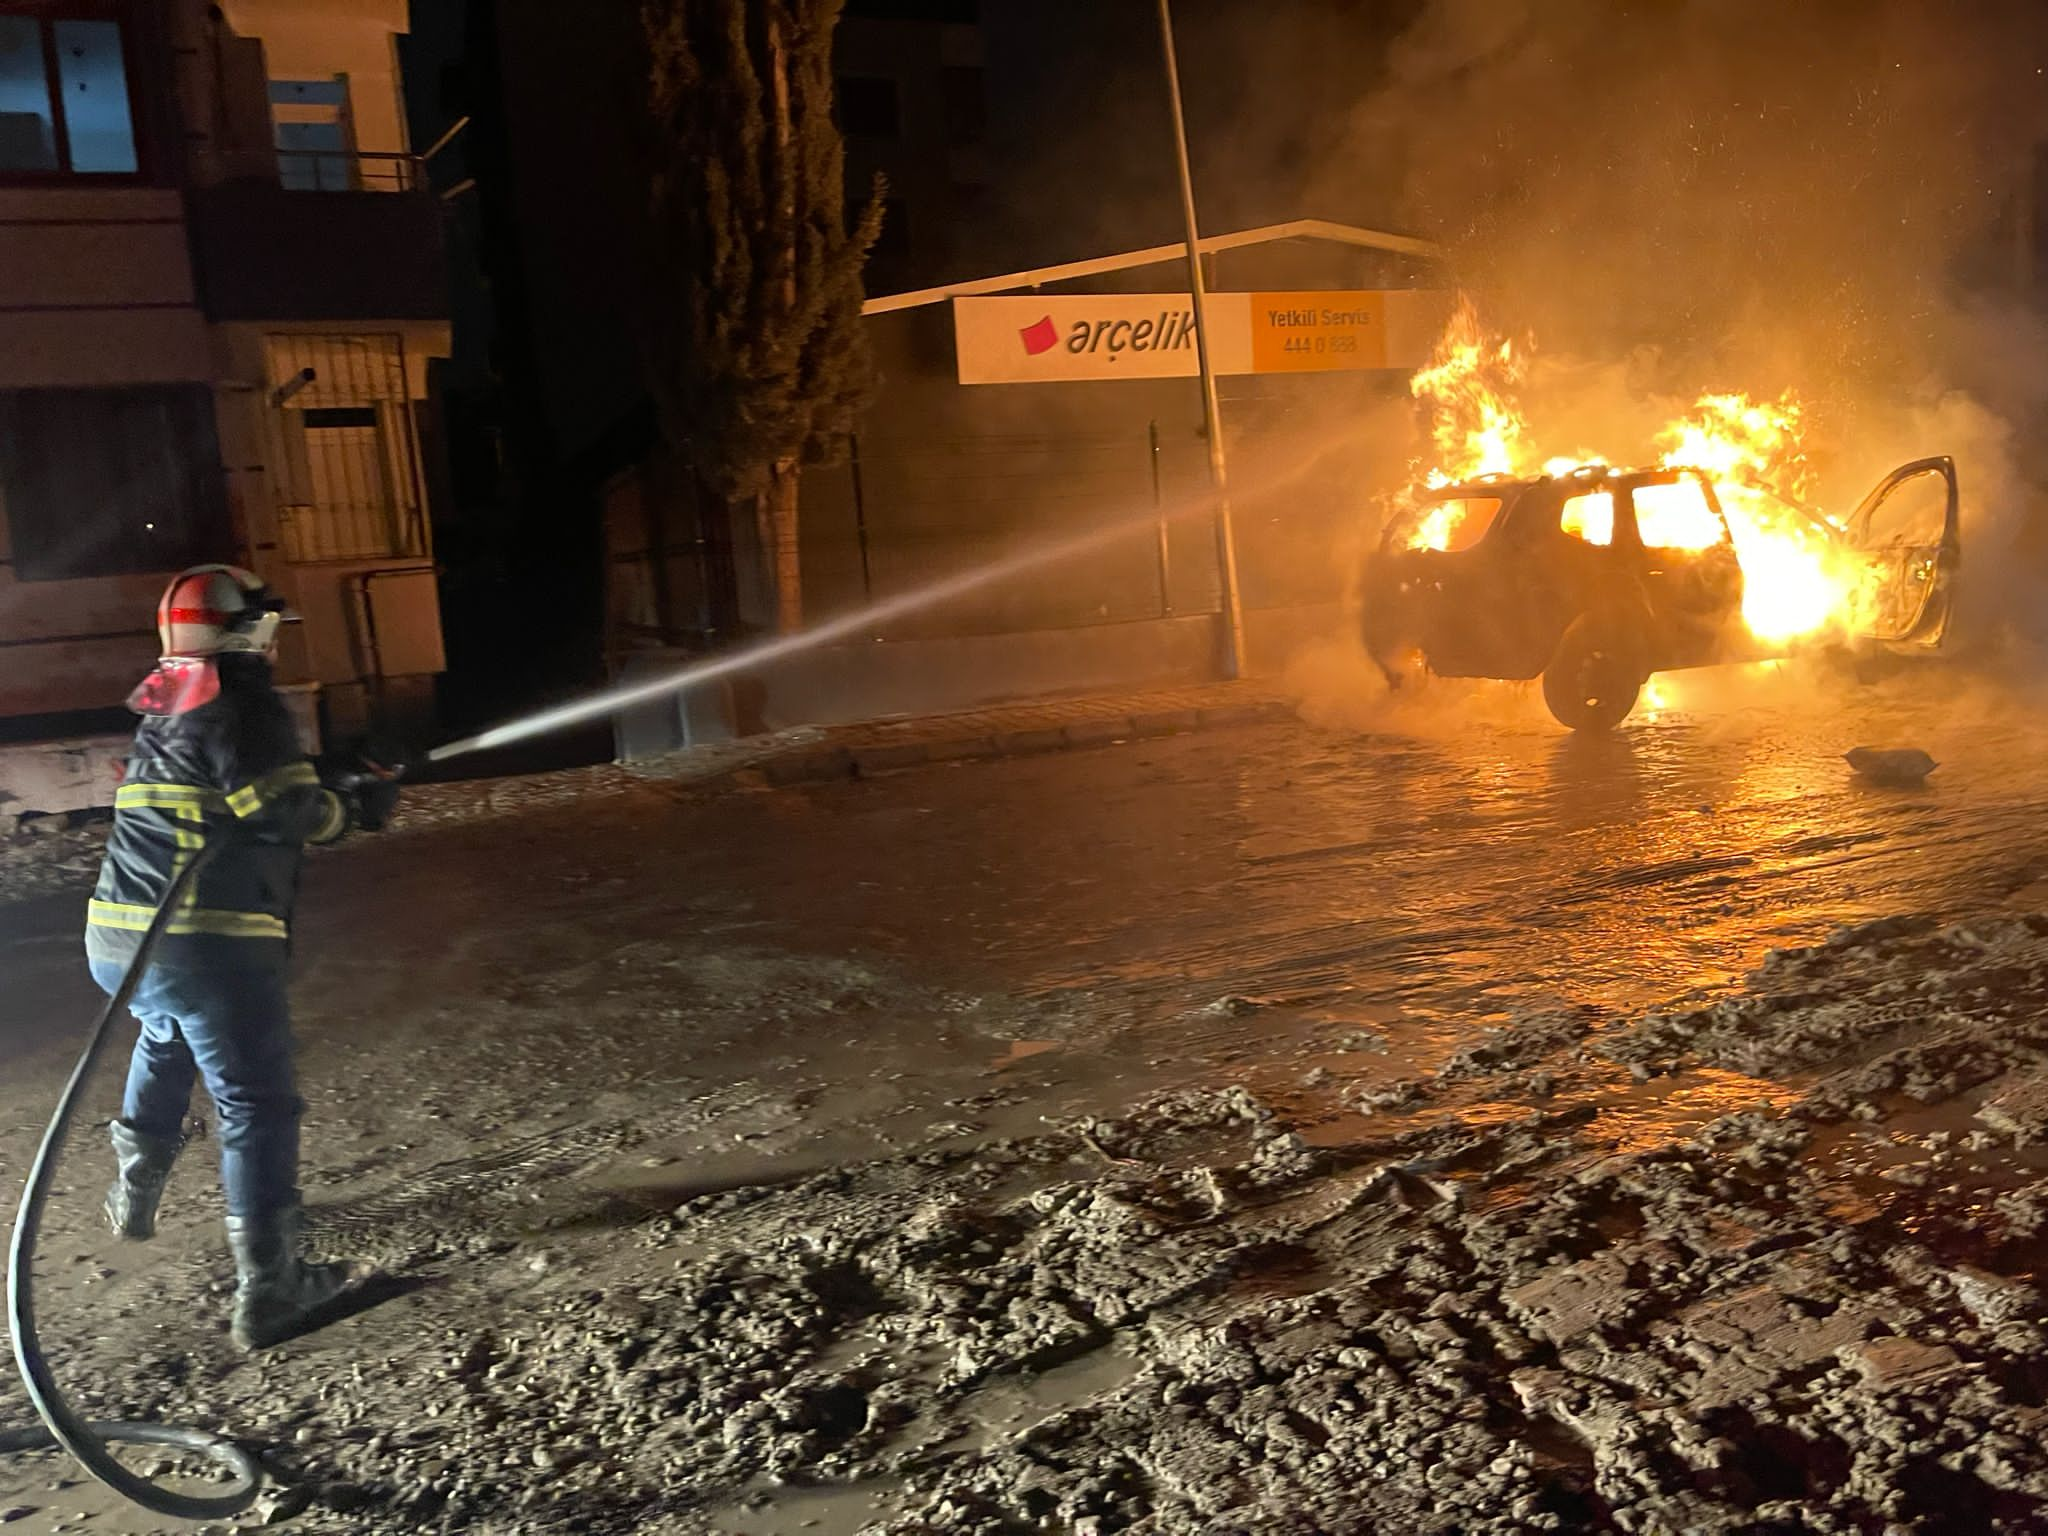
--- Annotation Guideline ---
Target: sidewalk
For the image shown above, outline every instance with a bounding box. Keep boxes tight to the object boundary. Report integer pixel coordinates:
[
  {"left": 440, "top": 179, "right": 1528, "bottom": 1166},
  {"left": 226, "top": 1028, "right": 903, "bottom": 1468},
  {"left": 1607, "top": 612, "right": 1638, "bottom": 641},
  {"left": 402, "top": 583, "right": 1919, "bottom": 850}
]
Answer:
[
  {"left": 636, "top": 678, "right": 1297, "bottom": 791},
  {"left": 0, "top": 683, "right": 1297, "bottom": 906},
  {"left": 365, "top": 680, "right": 1297, "bottom": 842}
]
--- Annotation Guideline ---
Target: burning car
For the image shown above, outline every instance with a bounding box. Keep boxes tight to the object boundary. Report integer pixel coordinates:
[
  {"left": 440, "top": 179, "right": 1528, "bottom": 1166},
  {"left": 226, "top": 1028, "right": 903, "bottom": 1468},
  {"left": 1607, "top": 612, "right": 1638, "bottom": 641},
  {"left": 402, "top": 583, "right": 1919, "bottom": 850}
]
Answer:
[{"left": 1361, "top": 456, "right": 1960, "bottom": 730}]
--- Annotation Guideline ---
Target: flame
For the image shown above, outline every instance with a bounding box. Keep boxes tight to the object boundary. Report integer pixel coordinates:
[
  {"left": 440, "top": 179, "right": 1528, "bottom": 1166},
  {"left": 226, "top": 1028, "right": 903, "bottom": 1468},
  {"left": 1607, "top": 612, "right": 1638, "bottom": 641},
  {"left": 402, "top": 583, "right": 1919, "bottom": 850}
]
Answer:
[
  {"left": 1400, "top": 299, "right": 1530, "bottom": 552},
  {"left": 1406, "top": 498, "right": 1476, "bottom": 556},
  {"left": 1652, "top": 394, "right": 1857, "bottom": 642},
  {"left": 1398, "top": 305, "right": 1870, "bottom": 647},
  {"left": 1557, "top": 489, "right": 1614, "bottom": 544},
  {"left": 1410, "top": 299, "right": 1527, "bottom": 486}
]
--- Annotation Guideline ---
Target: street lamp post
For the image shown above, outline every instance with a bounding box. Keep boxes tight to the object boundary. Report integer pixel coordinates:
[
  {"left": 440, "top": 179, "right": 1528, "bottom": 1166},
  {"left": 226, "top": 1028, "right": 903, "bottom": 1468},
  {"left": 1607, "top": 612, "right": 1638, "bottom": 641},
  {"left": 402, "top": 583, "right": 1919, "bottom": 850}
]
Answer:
[{"left": 1155, "top": 0, "right": 1246, "bottom": 681}]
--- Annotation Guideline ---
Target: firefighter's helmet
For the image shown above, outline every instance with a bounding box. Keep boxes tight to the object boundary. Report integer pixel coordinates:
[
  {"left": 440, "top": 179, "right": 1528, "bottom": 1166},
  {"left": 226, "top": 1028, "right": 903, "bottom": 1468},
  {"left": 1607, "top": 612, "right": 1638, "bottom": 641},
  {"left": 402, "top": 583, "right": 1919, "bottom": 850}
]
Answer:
[{"left": 156, "top": 564, "right": 286, "bottom": 659}]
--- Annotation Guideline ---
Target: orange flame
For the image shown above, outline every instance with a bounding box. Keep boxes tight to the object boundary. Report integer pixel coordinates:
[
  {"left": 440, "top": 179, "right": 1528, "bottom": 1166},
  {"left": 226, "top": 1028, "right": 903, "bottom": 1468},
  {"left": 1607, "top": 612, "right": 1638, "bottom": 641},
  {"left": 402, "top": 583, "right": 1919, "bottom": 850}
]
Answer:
[
  {"left": 1409, "top": 298, "right": 1528, "bottom": 488},
  {"left": 1399, "top": 306, "right": 1867, "bottom": 646},
  {"left": 1401, "top": 300, "right": 1533, "bottom": 552},
  {"left": 1654, "top": 394, "right": 1858, "bottom": 642}
]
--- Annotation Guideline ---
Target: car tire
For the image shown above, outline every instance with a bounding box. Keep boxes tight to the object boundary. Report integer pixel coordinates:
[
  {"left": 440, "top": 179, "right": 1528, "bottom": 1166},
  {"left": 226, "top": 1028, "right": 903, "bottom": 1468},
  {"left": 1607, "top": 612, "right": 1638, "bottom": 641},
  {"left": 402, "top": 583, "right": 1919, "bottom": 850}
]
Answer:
[{"left": 1543, "top": 616, "right": 1645, "bottom": 731}]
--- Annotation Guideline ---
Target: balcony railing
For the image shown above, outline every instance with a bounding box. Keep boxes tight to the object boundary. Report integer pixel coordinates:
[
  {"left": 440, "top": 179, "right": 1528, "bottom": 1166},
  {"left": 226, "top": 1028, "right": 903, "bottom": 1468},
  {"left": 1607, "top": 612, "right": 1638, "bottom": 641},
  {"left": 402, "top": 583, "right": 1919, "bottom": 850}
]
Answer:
[{"left": 277, "top": 150, "right": 423, "bottom": 194}]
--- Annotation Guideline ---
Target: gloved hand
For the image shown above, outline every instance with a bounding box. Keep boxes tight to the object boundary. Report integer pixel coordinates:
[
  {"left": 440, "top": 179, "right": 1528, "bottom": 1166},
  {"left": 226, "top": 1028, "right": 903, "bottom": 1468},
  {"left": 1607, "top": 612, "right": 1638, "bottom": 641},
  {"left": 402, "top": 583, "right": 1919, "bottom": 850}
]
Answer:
[{"left": 315, "top": 737, "right": 409, "bottom": 834}]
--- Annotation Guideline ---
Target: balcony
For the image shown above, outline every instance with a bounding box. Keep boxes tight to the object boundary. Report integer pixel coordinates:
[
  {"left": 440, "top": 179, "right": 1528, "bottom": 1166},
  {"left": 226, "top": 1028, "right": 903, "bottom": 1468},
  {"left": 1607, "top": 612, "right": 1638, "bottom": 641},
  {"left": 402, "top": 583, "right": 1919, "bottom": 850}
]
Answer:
[{"left": 185, "top": 153, "right": 447, "bottom": 324}]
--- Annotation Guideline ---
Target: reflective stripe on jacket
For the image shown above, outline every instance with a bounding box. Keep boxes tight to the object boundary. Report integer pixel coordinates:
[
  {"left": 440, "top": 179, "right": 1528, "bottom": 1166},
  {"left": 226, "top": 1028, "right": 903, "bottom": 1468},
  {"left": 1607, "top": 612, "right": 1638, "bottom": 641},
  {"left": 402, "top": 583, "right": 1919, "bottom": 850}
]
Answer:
[{"left": 86, "top": 662, "right": 342, "bottom": 972}]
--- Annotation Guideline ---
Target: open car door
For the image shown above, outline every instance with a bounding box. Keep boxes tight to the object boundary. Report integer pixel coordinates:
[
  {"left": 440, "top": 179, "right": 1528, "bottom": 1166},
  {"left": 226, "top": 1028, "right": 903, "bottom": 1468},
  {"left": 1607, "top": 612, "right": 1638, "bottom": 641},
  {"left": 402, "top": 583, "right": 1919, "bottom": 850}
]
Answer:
[{"left": 1845, "top": 456, "right": 1960, "bottom": 648}]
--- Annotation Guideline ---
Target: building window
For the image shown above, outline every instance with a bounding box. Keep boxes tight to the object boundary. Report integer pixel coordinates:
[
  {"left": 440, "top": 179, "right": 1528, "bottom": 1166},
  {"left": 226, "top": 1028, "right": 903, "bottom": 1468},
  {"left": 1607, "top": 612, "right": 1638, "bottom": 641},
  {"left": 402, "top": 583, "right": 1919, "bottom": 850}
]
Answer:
[
  {"left": 0, "top": 11, "right": 137, "bottom": 177},
  {"left": 941, "top": 65, "right": 985, "bottom": 142},
  {"left": 270, "top": 77, "right": 354, "bottom": 191},
  {"left": 836, "top": 75, "right": 899, "bottom": 139},
  {"left": 0, "top": 386, "right": 229, "bottom": 580}
]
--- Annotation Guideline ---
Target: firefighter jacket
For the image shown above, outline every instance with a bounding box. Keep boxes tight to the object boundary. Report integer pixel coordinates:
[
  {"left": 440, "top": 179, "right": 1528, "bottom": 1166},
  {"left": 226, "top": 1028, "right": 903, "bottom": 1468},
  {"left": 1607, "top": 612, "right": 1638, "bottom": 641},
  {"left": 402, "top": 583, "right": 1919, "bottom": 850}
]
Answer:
[{"left": 86, "top": 658, "right": 347, "bottom": 973}]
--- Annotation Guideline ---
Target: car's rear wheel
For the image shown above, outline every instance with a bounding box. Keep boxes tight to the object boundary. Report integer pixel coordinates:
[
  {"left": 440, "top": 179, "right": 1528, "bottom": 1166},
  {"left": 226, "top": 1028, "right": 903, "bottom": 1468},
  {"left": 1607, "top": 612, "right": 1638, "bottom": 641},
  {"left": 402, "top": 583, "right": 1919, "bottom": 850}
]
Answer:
[{"left": 1543, "top": 616, "right": 1645, "bottom": 731}]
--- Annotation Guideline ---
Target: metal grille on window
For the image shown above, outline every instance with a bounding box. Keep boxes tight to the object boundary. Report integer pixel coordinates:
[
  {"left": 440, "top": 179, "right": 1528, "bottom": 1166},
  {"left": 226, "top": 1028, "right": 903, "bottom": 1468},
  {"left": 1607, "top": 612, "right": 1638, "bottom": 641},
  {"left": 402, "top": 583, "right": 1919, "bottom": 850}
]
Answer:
[{"left": 264, "top": 334, "right": 427, "bottom": 563}]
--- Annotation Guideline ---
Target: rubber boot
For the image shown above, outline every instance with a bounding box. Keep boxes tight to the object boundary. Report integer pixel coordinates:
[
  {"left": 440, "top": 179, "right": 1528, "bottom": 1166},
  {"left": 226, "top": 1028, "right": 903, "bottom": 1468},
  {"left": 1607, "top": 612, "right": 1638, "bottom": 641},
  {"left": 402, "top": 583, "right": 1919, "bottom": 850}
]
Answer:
[
  {"left": 225, "top": 1205, "right": 357, "bottom": 1351},
  {"left": 104, "top": 1121, "right": 180, "bottom": 1240}
]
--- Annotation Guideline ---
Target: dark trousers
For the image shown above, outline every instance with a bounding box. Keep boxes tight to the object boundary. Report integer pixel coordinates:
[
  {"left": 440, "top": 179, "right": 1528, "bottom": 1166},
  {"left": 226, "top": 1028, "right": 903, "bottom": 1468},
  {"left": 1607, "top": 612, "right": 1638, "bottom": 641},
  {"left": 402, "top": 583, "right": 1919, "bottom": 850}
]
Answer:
[{"left": 90, "top": 959, "right": 302, "bottom": 1220}]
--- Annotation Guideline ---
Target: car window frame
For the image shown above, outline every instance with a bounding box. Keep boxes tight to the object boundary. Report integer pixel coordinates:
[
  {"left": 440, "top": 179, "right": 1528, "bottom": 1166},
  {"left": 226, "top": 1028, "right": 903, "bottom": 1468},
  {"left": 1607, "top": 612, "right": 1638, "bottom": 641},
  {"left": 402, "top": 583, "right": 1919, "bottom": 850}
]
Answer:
[{"left": 1618, "top": 469, "right": 1733, "bottom": 555}]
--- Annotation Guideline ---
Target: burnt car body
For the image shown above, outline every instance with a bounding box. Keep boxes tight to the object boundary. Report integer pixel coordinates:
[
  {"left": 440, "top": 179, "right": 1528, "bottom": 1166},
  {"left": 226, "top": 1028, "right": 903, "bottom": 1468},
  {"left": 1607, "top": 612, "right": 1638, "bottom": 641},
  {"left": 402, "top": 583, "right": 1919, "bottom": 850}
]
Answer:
[{"left": 1361, "top": 459, "right": 1960, "bottom": 730}]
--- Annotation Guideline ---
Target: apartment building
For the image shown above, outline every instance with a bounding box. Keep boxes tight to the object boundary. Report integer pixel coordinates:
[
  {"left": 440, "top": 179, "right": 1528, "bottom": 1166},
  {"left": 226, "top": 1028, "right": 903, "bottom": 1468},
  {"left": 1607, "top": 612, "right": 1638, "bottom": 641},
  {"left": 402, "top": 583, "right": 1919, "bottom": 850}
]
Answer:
[{"left": 0, "top": 0, "right": 447, "bottom": 753}]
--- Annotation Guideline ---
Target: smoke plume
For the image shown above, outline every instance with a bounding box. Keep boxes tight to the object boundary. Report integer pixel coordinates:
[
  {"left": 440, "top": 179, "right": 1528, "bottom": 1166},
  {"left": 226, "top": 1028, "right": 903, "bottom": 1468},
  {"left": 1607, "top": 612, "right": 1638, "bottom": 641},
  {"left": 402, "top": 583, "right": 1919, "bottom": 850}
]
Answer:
[{"left": 1299, "top": 0, "right": 2048, "bottom": 645}]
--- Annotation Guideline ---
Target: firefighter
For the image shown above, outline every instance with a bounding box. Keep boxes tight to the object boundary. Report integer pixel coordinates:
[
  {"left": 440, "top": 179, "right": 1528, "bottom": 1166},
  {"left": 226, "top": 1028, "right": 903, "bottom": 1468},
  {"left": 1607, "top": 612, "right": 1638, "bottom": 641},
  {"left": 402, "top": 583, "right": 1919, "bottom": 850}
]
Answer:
[{"left": 88, "top": 565, "right": 396, "bottom": 1350}]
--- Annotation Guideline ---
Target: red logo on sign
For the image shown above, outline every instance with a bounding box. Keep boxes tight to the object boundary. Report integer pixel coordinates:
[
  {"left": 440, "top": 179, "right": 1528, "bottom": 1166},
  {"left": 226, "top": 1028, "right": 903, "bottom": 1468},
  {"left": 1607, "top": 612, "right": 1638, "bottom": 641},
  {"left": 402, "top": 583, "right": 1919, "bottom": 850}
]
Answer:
[{"left": 1019, "top": 315, "right": 1059, "bottom": 355}]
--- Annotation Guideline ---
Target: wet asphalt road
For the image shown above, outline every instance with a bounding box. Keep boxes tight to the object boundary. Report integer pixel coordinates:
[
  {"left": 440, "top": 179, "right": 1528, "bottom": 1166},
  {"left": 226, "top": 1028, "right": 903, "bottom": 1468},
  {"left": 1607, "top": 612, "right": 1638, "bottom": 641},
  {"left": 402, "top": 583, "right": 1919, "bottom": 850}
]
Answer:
[
  {"left": 629, "top": 656, "right": 2048, "bottom": 1062},
  {"left": 5, "top": 656, "right": 2047, "bottom": 1119}
]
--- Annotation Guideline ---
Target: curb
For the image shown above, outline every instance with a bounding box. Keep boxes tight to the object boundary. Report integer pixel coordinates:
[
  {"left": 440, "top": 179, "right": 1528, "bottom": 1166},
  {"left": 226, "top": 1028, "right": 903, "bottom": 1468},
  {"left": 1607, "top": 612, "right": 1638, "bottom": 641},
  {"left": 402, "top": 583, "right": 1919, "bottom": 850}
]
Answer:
[{"left": 676, "top": 697, "right": 1296, "bottom": 794}]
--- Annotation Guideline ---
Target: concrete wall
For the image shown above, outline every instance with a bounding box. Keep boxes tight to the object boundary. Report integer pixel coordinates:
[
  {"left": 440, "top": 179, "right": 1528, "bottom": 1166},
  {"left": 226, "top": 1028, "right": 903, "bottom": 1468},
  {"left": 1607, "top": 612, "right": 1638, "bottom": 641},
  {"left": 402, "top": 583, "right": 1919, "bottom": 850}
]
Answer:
[
  {"left": 614, "top": 600, "right": 1345, "bottom": 757},
  {"left": 0, "top": 617, "right": 161, "bottom": 716},
  {"left": 754, "top": 612, "right": 1220, "bottom": 729},
  {"left": 0, "top": 188, "right": 209, "bottom": 389},
  {"left": 0, "top": 180, "right": 213, "bottom": 711}
]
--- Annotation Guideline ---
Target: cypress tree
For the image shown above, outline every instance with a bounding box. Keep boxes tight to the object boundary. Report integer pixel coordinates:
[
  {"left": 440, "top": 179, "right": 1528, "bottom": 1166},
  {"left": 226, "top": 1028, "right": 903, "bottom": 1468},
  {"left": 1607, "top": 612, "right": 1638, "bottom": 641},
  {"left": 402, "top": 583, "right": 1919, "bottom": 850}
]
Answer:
[{"left": 642, "top": 0, "right": 883, "bottom": 633}]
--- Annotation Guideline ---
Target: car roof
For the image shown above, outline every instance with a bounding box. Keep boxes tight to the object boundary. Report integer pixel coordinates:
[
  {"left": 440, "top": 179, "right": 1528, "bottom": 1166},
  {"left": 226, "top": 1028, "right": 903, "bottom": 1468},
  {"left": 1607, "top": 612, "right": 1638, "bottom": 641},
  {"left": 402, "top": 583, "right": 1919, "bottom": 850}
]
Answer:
[{"left": 1419, "top": 465, "right": 1705, "bottom": 501}]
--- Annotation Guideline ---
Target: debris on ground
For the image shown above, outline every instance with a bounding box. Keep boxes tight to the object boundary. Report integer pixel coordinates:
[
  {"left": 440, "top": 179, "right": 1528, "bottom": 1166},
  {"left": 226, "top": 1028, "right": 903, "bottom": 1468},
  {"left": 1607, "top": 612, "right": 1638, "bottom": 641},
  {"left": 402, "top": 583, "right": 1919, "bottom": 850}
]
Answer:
[
  {"left": 7, "top": 911, "right": 2048, "bottom": 1531},
  {"left": 0, "top": 812, "right": 108, "bottom": 906},
  {"left": 1845, "top": 745, "right": 1938, "bottom": 785}
]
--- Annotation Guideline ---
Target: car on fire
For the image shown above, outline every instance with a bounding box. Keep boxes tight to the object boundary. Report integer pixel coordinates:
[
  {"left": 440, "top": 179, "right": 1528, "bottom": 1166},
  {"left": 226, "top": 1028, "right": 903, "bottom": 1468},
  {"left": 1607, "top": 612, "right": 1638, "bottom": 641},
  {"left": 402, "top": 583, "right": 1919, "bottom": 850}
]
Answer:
[{"left": 1360, "top": 458, "right": 1961, "bottom": 730}]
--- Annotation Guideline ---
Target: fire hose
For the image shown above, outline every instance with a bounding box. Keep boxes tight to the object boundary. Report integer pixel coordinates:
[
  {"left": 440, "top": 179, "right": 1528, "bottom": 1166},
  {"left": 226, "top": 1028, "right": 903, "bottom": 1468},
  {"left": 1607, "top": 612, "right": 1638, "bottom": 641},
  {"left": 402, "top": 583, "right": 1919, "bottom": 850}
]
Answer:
[{"left": 0, "top": 837, "right": 264, "bottom": 1520}]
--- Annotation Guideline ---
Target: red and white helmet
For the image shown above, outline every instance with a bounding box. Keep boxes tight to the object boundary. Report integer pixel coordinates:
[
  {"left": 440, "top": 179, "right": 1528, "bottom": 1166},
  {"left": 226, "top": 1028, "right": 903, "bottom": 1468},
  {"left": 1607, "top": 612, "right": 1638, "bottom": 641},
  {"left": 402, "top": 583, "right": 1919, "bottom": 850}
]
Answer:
[{"left": 156, "top": 564, "right": 285, "bottom": 659}]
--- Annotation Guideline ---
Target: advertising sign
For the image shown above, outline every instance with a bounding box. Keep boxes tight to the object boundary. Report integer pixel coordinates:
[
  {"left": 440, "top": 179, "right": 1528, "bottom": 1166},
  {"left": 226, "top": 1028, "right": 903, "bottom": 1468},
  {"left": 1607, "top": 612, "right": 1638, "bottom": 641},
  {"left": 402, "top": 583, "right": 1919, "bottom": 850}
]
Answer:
[{"left": 953, "top": 290, "right": 1449, "bottom": 385}]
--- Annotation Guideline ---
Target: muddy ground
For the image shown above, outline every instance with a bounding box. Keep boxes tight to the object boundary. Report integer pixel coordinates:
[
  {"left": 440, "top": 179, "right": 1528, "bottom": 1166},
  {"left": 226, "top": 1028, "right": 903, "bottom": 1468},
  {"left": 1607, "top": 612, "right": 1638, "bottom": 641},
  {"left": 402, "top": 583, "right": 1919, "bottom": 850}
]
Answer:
[{"left": 6, "top": 663, "right": 2048, "bottom": 1532}]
